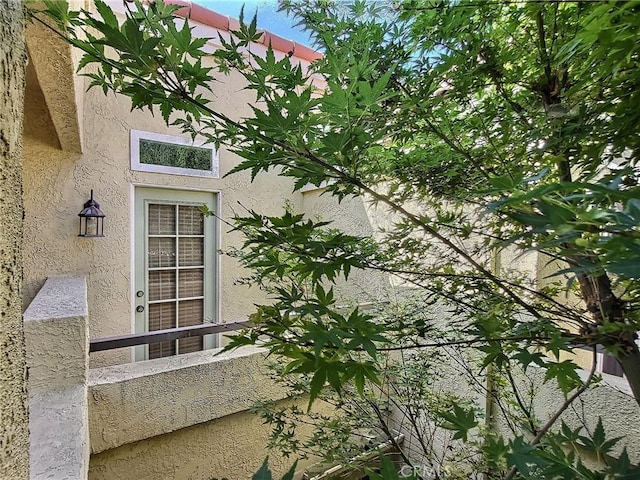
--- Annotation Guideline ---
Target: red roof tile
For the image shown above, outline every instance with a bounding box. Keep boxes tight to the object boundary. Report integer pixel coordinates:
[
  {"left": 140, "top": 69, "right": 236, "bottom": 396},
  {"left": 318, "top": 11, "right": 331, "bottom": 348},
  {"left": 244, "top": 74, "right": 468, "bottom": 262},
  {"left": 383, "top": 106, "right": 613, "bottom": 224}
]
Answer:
[{"left": 167, "top": 0, "right": 323, "bottom": 62}]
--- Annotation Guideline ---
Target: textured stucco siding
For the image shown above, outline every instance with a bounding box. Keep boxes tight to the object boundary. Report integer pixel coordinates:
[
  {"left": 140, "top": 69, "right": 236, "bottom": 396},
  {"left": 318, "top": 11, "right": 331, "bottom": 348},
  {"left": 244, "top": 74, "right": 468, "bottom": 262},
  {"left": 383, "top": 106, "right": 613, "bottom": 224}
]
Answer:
[
  {"left": 302, "top": 189, "right": 392, "bottom": 304},
  {"left": 88, "top": 406, "right": 304, "bottom": 480},
  {"left": 24, "top": 276, "right": 89, "bottom": 389},
  {"left": 88, "top": 347, "right": 321, "bottom": 480},
  {"left": 23, "top": 55, "right": 305, "bottom": 367},
  {"left": 0, "top": 2, "right": 29, "bottom": 478},
  {"left": 24, "top": 276, "right": 90, "bottom": 480},
  {"left": 26, "top": 17, "right": 83, "bottom": 153},
  {"left": 508, "top": 368, "right": 640, "bottom": 463},
  {"left": 88, "top": 347, "right": 285, "bottom": 453}
]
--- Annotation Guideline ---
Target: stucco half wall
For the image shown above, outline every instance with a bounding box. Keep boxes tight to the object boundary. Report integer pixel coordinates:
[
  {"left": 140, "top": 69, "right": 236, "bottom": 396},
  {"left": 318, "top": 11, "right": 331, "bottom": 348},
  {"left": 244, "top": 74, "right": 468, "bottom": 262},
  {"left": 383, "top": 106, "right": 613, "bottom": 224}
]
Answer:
[
  {"left": 24, "top": 276, "right": 91, "bottom": 480},
  {"left": 89, "top": 346, "right": 285, "bottom": 453},
  {"left": 88, "top": 346, "right": 318, "bottom": 479},
  {"left": 88, "top": 406, "right": 304, "bottom": 480}
]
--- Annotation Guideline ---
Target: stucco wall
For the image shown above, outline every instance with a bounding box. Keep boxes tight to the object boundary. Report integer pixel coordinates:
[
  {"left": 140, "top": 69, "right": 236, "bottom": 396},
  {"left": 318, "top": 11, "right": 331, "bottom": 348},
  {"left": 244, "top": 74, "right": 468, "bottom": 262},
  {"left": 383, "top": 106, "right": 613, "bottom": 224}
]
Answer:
[
  {"left": 24, "top": 276, "right": 90, "bottom": 480},
  {"left": 87, "top": 347, "right": 322, "bottom": 480},
  {"left": 88, "top": 406, "right": 305, "bottom": 480},
  {"left": 23, "top": 49, "right": 305, "bottom": 367},
  {"left": 26, "top": 18, "right": 83, "bottom": 153},
  {"left": 23, "top": 57, "right": 78, "bottom": 296},
  {"left": 0, "top": 2, "right": 29, "bottom": 478},
  {"left": 495, "top": 367, "right": 640, "bottom": 464},
  {"left": 301, "top": 188, "right": 392, "bottom": 304},
  {"left": 89, "top": 347, "right": 285, "bottom": 453}
]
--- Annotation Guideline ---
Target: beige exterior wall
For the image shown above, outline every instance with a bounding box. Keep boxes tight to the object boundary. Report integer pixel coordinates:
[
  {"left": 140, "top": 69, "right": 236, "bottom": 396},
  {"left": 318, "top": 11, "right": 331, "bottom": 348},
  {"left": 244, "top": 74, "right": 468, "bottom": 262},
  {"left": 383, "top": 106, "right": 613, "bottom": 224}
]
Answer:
[
  {"left": 88, "top": 347, "right": 284, "bottom": 453},
  {"left": 24, "top": 276, "right": 90, "bottom": 480},
  {"left": 301, "top": 188, "right": 391, "bottom": 304},
  {"left": 89, "top": 406, "right": 305, "bottom": 480},
  {"left": 494, "top": 367, "right": 640, "bottom": 464},
  {"left": 87, "top": 347, "right": 320, "bottom": 480},
  {"left": 0, "top": 2, "right": 29, "bottom": 478},
  {"left": 20, "top": 8, "right": 349, "bottom": 480},
  {"left": 23, "top": 30, "right": 307, "bottom": 367}
]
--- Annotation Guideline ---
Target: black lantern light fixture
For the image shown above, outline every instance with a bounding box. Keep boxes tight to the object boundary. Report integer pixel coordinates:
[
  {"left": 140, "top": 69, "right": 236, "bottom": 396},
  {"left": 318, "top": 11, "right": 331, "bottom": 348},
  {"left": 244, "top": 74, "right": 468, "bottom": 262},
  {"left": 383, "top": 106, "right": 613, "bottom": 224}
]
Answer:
[{"left": 78, "top": 190, "right": 105, "bottom": 238}]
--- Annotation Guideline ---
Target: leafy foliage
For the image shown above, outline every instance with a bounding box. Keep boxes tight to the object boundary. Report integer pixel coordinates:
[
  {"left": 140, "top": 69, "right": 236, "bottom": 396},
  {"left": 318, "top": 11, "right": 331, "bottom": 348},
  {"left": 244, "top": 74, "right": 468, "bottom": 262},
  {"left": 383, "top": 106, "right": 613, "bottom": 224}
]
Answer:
[{"left": 30, "top": 0, "right": 640, "bottom": 478}]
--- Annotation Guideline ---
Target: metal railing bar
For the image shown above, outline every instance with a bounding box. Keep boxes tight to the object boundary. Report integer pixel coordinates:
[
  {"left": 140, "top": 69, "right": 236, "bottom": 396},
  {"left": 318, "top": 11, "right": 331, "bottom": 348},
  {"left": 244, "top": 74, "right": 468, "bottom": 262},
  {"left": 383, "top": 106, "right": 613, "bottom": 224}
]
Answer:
[{"left": 89, "top": 321, "right": 252, "bottom": 352}]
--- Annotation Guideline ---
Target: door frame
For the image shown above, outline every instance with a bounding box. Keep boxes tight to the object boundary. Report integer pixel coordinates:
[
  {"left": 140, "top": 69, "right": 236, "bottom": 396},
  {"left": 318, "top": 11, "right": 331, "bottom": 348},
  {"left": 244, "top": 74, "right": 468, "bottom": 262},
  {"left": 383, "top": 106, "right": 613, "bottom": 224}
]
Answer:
[{"left": 131, "top": 185, "right": 221, "bottom": 361}]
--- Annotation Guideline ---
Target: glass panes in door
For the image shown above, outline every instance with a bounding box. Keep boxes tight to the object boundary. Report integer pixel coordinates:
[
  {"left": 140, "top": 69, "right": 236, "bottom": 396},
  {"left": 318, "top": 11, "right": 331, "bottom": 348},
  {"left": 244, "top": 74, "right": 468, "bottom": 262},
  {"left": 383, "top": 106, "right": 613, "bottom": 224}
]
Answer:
[
  {"left": 134, "top": 187, "right": 217, "bottom": 362},
  {"left": 141, "top": 199, "right": 214, "bottom": 359}
]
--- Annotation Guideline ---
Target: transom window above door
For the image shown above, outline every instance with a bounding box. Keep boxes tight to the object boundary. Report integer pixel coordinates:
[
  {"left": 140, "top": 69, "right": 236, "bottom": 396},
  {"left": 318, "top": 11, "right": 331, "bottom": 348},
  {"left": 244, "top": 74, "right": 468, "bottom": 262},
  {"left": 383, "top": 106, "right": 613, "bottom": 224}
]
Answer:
[{"left": 130, "top": 129, "right": 219, "bottom": 178}]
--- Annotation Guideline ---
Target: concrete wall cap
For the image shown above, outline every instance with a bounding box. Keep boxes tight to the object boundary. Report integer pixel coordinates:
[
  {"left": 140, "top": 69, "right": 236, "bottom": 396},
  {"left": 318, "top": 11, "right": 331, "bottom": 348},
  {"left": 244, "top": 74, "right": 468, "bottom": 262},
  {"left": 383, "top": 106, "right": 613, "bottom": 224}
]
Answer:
[
  {"left": 23, "top": 275, "right": 88, "bottom": 322},
  {"left": 89, "top": 344, "right": 267, "bottom": 385}
]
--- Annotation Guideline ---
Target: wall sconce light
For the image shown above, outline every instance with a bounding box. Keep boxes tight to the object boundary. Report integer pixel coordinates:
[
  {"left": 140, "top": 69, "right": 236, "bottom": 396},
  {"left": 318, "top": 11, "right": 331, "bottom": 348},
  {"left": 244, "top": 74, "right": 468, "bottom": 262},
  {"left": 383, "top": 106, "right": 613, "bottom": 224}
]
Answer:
[{"left": 78, "top": 190, "right": 105, "bottom": 238}]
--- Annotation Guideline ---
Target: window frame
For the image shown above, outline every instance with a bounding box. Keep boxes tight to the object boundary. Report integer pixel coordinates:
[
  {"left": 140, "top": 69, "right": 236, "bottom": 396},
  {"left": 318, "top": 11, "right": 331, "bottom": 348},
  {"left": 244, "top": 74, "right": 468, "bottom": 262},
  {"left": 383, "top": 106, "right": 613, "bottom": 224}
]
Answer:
[{"left": 130, "top": 129, "right": 219, "bottom": 178}]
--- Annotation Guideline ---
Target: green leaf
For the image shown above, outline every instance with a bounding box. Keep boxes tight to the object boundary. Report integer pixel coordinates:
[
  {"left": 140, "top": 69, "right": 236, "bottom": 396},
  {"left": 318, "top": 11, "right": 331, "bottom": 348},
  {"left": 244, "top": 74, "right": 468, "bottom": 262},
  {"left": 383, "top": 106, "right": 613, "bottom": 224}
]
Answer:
[
  {"left": 507, "top": 437, "right": 539, "bottom": 476},
  {"left": 280, "top": 461, "right": 298, "bottom": 480},
  {"left": 543, "top": 360, "right": 583, "bottom": 396},
  {"left": 94, "top": 0, "right": 118, "bottom": 29},
  {"left": 308, "top": 367, "right": 327, "bottom": 408},
  {"left": 365, "top": 455, "right": 412, "bottom": 480},
  {"left": 537, "top": 199, "right": 575, "bottom": 227},
  {"left": 546, "top": 333, "right": 572, "bottom": 360},
  {"left": 578, "top": 418, "right": 623, "bottom": 457},
  {"left": 440, "top": 404, "right": 478, "bottom": 441},
  {"left": 252, "top": 458, "right": 273, "bottom": 480},
  {"left": 489, "top": 175, "right": 516, "bottom": 190},
  {"left": 607, "top": 259, "right": 640, "bottom": 279}
]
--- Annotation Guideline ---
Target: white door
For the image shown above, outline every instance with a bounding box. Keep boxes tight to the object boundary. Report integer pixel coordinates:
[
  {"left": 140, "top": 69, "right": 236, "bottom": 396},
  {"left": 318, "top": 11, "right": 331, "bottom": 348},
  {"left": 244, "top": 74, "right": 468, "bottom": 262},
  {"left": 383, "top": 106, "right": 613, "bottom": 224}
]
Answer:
[{"left": 134, "top": 188, "right": 218, "bottom": 361}]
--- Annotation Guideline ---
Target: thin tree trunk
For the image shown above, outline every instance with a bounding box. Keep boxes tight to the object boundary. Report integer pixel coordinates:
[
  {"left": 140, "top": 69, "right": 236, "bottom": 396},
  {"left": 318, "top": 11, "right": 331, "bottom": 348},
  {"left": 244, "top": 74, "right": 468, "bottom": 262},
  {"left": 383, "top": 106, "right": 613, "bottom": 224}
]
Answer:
[
  {"left": 576, "top": 270, "right": 640, "bottom": 407},
  {"left": 618, "top": 347, "right": 640, "bottom": 405},
  {"left": 0, "top": 1, "right": 28, "bottom": 478},
  {"left": 558, "top": 145, "right": 639, "bottom": 405}
]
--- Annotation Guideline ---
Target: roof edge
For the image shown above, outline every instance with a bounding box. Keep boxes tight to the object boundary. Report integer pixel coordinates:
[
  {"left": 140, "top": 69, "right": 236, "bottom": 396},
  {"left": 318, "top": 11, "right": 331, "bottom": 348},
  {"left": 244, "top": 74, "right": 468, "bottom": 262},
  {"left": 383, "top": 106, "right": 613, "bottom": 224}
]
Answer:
[{"left": 166, "top": 0, "right": 323, "bottom": 62}]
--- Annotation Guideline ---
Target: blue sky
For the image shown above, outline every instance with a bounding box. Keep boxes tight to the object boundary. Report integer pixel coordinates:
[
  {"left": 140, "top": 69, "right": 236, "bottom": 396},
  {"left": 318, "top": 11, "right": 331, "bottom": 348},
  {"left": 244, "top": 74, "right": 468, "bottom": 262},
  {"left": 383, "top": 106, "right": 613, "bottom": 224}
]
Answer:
[{"left": 196, "top": 1, "right": 313, "bottom": 47}]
